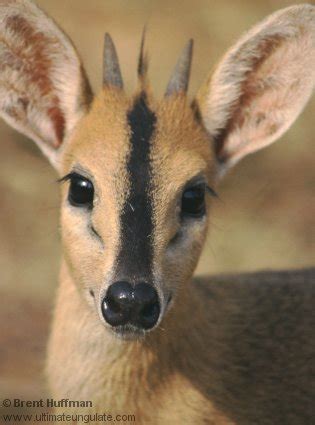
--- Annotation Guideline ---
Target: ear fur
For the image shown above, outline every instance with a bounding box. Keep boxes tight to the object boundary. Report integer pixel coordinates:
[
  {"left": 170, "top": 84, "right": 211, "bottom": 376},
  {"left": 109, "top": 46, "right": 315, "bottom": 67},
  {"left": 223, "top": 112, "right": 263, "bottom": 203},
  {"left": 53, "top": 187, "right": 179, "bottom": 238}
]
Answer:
[
  {"left": 0, "top": 0, "right": 92, "bottom": 169},
  {"left": 195, "top": 4, "right": 315, "bottom": 173}
]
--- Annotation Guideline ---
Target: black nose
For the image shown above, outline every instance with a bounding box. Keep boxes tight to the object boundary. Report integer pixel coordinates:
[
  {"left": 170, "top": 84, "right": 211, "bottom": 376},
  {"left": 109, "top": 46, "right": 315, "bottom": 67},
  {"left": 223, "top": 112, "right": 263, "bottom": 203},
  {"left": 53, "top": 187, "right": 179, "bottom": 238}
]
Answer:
[{"left": 102, "top": 281, "right": 160, "bottom": 330}]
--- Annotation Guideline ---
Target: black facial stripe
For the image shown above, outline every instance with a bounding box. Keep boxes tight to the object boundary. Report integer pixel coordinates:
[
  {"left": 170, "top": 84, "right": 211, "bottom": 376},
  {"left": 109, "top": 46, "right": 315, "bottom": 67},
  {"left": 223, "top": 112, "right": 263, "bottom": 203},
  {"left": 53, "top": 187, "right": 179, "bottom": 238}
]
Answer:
[{"left": 116, "top": 92, "right": 157, "bottom": 282}]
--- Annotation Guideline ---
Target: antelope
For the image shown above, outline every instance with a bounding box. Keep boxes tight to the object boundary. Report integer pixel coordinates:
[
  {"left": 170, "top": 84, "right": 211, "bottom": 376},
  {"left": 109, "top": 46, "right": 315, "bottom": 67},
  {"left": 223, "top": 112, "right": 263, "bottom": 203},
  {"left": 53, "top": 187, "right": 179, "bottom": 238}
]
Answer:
[{"left": 0, "top": 1, "right": 314, "bottom": 424}]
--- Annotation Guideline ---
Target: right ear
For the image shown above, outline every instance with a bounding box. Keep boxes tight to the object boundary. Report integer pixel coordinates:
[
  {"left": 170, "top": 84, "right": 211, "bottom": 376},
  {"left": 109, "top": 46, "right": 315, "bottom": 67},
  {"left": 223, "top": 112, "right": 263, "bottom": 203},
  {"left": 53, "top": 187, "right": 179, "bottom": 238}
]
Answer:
[
  {"left": 195, "top": 4, "right": 315, "bottom": 176},
  {"left": 0, "top": 0, "right": 92, "bottom": 170}
]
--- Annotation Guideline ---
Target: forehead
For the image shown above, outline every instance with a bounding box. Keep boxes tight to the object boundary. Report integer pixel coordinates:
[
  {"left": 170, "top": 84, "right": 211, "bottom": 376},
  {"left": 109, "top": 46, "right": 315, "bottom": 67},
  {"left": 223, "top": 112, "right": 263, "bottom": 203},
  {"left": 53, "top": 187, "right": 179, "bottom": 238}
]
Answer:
[{"left": 62, "top": 88, "right": 214, "bottom": 184}]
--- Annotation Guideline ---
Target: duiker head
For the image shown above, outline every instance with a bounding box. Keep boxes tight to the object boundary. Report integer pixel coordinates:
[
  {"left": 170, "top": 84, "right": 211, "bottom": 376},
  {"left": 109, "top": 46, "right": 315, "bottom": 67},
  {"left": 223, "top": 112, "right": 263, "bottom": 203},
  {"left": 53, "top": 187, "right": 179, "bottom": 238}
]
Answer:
[{"left": 0, "top": 1, "right": 314, "bottom": 339}]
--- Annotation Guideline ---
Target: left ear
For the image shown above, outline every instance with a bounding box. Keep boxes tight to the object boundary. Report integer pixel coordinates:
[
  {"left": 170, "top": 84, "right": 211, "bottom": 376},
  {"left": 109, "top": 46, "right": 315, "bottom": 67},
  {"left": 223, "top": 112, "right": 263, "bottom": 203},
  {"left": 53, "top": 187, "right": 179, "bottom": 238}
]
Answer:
[
  {"left": 0, "top": 0, "right": 93, "bottom": 170},
  {"left": 195, "top": 4, "right": 315, "bottom": 173}
]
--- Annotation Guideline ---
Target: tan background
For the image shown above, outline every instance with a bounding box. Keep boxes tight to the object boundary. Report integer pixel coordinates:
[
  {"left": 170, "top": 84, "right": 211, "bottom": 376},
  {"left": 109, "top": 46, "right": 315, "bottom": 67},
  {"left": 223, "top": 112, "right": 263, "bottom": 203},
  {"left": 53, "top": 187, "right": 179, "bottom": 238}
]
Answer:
[{"left": 0, "top": 0, "right": 314, "bottom": 402}]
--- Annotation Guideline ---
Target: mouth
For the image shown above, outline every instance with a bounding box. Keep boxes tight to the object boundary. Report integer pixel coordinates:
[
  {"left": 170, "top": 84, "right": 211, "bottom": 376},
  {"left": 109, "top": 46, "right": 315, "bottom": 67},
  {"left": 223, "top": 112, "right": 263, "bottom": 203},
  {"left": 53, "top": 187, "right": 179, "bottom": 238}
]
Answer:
[{"left": 109, "top": 324, "right": 147, "bottom": 341}]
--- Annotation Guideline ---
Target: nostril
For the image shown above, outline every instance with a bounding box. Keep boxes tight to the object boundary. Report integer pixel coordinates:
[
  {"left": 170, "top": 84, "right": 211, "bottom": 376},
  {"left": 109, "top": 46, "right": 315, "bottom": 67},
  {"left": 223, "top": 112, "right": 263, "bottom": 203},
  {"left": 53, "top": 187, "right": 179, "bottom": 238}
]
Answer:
[
  {"left": 105, "top": 297, "right": 121, "bottom": 314},
  {"left": 133, "top": 282, "right": 157, "bottom": 304},
  {"left": 137, "top": 302, "right": 160, "bottom": 329},
  {"left": 108, "top": 281, "right": 133, "bottom": 304},
  {"left": 140, "top": 301, "right": 160, "bottom": 327},
  {"left": 102, "top": 281, "right": 133, "bottom": 327},
  {"left": 141, "top": 303, "right": 157, "bottom": 318},
  {"left": 134, "top": 283, "right": 160, "bottom": 330}
]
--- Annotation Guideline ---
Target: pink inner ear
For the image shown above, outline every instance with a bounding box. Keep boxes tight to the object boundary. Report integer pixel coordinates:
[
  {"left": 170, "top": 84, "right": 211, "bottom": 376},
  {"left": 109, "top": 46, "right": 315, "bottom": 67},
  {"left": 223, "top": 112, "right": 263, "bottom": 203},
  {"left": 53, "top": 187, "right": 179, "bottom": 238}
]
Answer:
[
  {"left": 215, "top": 35, "right": 284, "bottom": 163},
  {"left": 4, "top": 14, "right": 65, "bottom": 147}
]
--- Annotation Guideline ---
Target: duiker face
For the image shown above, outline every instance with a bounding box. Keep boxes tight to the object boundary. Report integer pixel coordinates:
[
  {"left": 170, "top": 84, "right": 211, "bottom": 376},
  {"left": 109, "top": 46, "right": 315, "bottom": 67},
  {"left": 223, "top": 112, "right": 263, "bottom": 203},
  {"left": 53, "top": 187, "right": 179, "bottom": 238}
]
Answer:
[
  {"left": 0, "top": 2, "right": 313, "bottom": 338},
  {"left": 60, "top": 89, "right": 216, "bottom": 338}
]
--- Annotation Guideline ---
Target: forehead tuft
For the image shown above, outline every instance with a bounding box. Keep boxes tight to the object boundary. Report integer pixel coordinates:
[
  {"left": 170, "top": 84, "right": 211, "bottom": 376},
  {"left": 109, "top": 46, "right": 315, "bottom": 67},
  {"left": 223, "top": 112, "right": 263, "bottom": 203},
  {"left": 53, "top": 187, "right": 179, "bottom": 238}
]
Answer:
[
  {"left": 63, "top": 88, "right": 214, "bottom": 181},
  {"left": 127, "top": 91, "right": 156, "bottom": 158}
]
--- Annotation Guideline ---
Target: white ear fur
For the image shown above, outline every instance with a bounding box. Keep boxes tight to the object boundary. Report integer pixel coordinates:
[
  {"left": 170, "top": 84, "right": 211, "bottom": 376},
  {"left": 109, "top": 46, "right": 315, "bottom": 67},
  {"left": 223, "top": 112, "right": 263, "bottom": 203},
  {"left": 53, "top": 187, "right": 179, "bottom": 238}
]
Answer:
[
  {"left": 196, "top": 4, "right": 315, "bottom": 174},
  {"left": 0, "top": 0, "right": 92, "bottom": 169}
]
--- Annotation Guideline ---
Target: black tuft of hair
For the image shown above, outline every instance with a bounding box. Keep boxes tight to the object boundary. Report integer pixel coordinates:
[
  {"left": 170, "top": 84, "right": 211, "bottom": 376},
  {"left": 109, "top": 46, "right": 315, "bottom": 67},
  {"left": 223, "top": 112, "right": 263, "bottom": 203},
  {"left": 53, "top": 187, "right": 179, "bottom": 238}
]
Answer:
[{"left": 137, "top": 26, "right": 149, "bottom": 84}]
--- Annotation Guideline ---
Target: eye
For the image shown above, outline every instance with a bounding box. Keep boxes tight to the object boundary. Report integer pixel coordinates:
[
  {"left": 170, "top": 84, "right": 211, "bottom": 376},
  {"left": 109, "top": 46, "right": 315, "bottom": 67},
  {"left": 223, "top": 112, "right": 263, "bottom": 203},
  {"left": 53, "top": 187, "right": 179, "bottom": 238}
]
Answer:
[
  {"left": 181, "top": 183, "right": 206, "bottom": 218},
  {"left": 68, "top": 173, "right": 94, "bottom": 208}
]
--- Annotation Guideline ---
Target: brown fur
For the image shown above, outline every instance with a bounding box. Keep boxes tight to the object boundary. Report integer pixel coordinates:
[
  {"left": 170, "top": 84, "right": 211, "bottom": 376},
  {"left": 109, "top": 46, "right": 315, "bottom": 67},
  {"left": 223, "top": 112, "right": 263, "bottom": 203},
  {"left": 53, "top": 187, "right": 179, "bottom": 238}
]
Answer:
[{"left": 0, "top": 2, "right": 314, "bottom": 424}]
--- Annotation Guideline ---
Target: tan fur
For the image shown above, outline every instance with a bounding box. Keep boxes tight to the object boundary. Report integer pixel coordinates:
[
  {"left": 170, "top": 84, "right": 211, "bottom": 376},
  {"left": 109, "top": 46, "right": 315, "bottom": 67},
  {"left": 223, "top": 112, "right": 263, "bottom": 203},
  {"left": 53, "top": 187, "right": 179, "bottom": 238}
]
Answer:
[{"left": 0, "top": 2, "right": 314, "bottom": 424}]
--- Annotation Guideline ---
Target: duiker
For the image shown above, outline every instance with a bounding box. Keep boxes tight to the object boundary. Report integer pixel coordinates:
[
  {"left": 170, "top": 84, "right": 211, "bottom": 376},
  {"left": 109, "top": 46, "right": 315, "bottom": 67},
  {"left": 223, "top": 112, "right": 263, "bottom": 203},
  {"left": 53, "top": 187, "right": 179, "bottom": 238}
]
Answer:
[{"left": 0, "top": 1, "right": 314, "bottom": 424}]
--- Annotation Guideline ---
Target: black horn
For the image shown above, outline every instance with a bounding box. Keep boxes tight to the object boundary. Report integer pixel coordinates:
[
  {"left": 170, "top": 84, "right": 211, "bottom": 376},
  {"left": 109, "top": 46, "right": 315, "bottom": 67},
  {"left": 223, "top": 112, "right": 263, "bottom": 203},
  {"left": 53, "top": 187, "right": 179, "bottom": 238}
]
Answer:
[
  {"left": 165, "top": 39, "right": 194, "bottom": 96},
  {"left": 103, "top": 33, "right": 123, "bottom": 89}
]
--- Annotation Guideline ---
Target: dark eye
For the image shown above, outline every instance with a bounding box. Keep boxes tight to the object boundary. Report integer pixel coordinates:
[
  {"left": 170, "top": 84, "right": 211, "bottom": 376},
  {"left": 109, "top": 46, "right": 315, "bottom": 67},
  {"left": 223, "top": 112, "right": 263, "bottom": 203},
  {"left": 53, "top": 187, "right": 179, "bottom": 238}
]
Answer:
[
  {"left": 68, "top": 174, "right": 94, "bottom": 208},
  {"left": 181, "top": 184, "right": 206, "bottom": 218}
]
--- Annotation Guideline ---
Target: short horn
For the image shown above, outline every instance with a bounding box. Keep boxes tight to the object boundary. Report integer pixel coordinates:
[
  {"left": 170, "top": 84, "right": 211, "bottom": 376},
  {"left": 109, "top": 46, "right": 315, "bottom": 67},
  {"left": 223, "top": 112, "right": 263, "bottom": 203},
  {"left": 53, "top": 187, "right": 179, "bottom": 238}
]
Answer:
[
  {"left": 165, "top": 39, "right": 193, "bottom": 96},
  {"left": 103, "top": 33, "right": 123, "bottom": 89}
]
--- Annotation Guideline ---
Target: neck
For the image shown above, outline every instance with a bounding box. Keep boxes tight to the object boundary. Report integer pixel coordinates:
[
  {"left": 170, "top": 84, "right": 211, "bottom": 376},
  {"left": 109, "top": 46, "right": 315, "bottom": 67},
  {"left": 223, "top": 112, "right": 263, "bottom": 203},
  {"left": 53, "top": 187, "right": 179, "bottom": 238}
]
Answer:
[{"left": 47, "top": 260, "right": 231, "bottom": 422}]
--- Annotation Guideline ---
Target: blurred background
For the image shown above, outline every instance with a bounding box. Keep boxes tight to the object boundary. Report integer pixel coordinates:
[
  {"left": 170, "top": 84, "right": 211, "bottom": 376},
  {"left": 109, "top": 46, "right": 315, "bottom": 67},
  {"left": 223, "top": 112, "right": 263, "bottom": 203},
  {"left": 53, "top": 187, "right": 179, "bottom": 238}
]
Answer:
[{"left": 0, "top": 0, "right": 314, "bottom": 408}]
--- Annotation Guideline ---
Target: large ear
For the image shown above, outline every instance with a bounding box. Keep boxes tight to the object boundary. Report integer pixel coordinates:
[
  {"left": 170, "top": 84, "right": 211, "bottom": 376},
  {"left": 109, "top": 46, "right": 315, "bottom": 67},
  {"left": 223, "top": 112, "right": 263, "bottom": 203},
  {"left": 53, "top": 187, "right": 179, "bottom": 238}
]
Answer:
[
  {"left": 0, "top": 0, "right": 92, "bottom": 169},
  {"left": 195, "top": 4, "right": 315, "bottom": 174}
]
